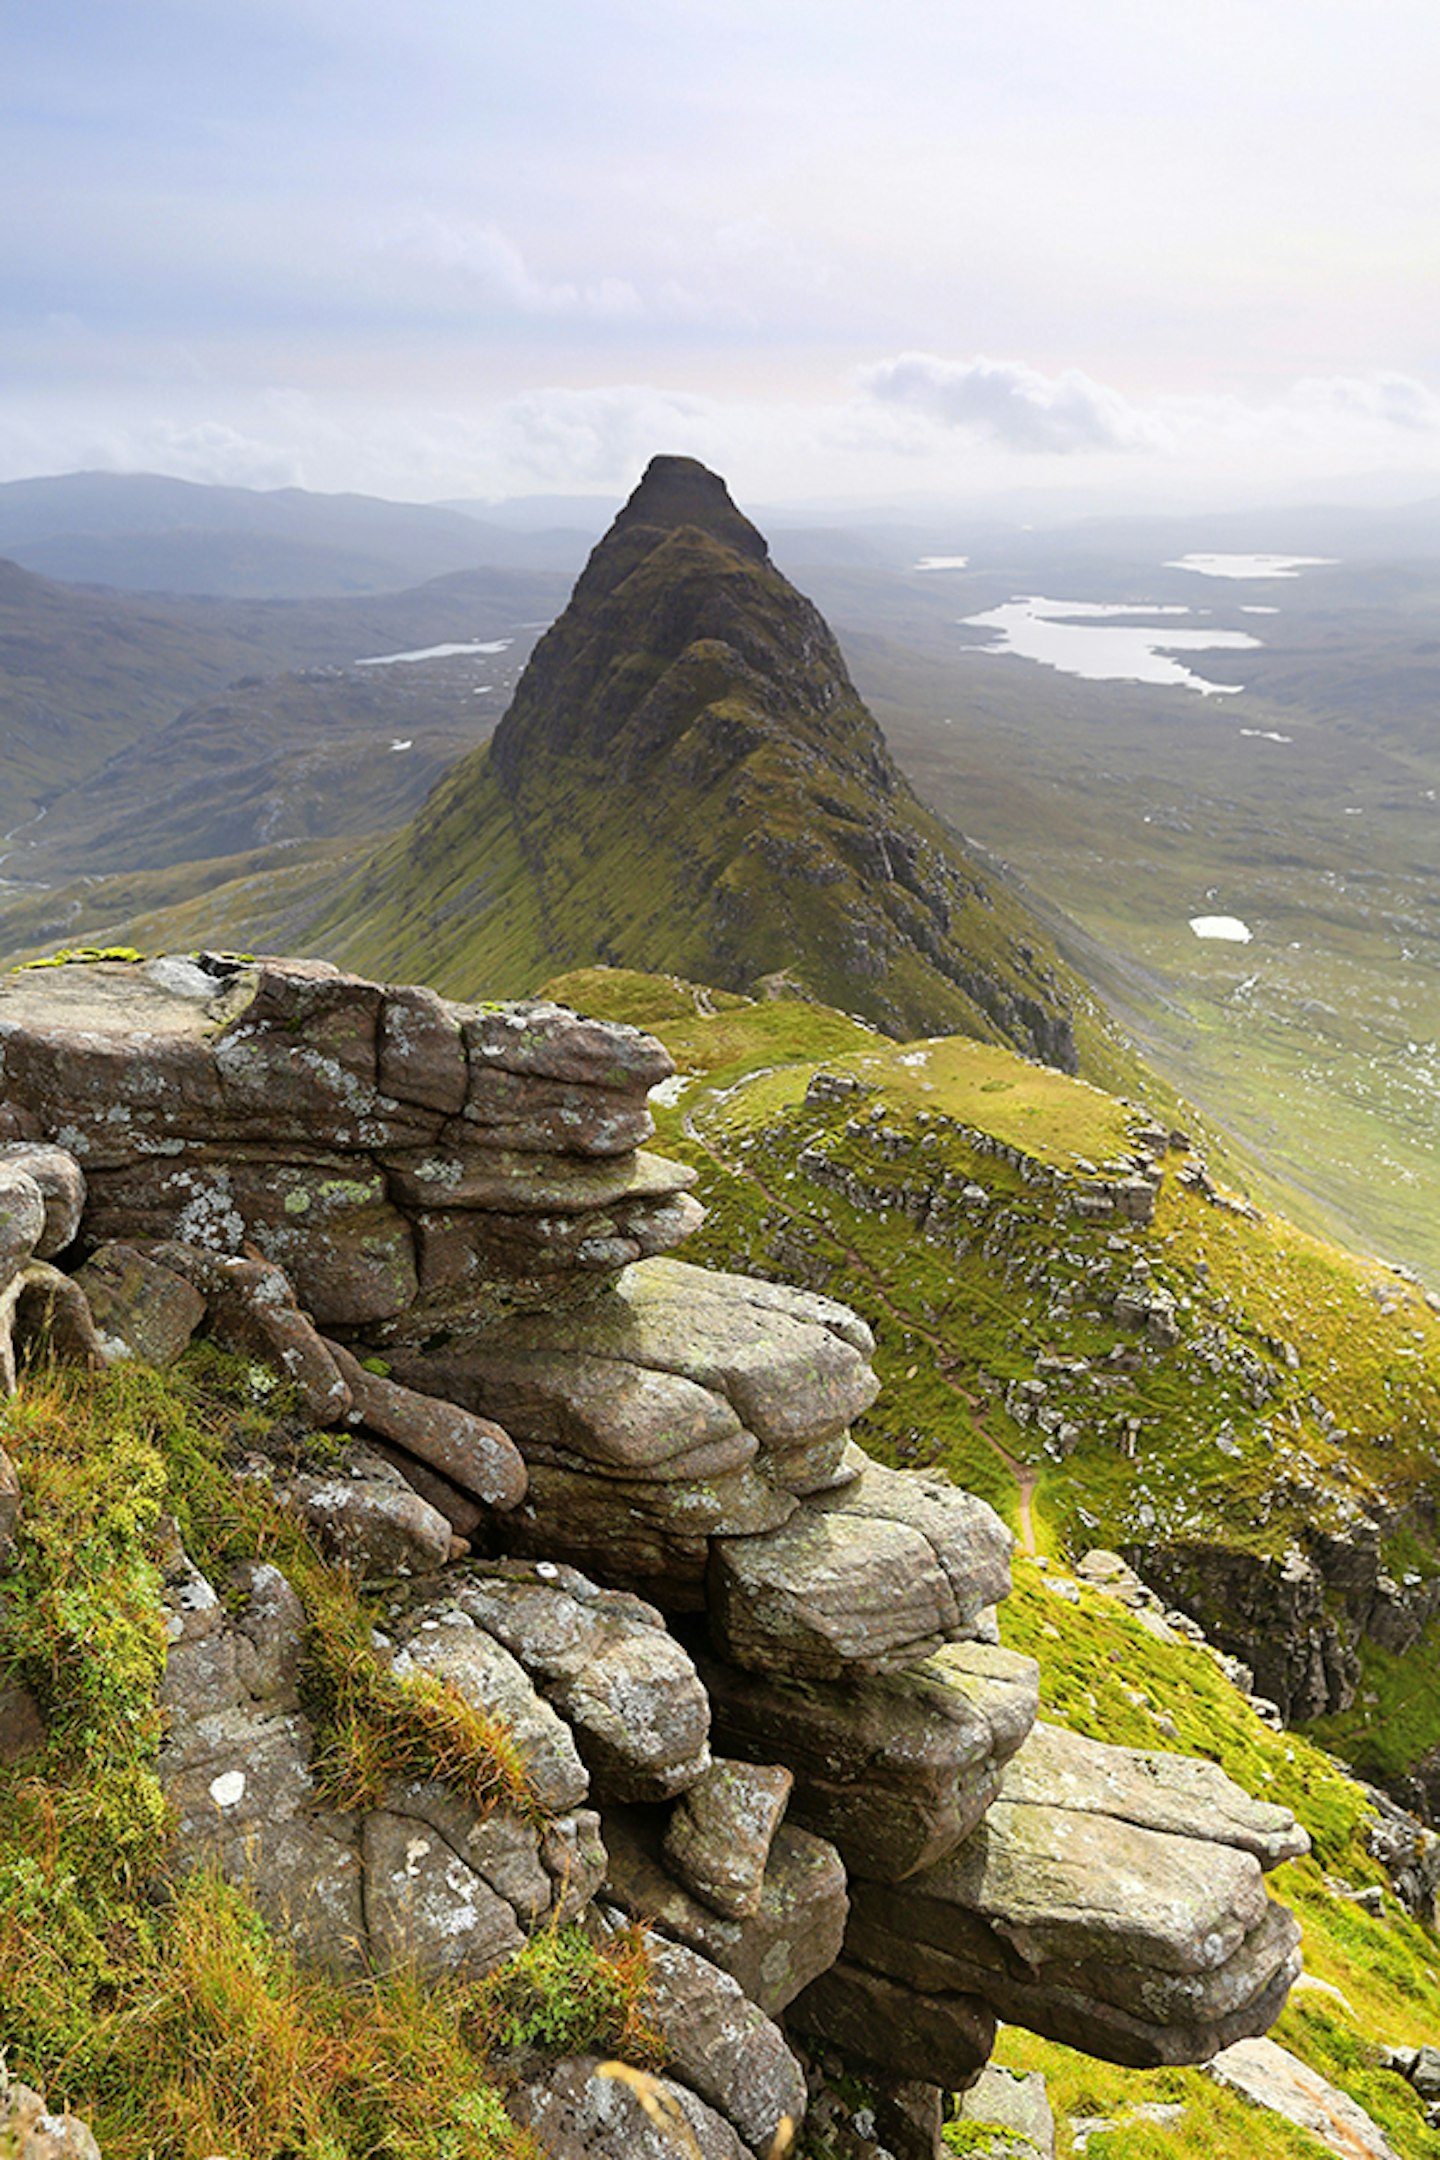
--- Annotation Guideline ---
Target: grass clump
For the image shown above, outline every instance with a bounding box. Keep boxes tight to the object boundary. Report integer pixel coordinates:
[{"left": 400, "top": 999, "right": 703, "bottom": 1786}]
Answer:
[
  {"left": 0, "top": 1353, "right": 629, "bottom": 2158},
  {"left": 471, "top": 1920, "right": 661, "bottom": 2072}
]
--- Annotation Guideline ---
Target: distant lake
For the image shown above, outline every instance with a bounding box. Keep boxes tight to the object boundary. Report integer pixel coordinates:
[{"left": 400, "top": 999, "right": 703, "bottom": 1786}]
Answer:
[
  {"left": 356, "top": 638, "right": 512, "bottom": 667},
  {"left": 1165, "top": 554, "right": 1335, "bottom": 580},
  {"left": 960, "top": 596, "right": 1260, "bottom": 697}
]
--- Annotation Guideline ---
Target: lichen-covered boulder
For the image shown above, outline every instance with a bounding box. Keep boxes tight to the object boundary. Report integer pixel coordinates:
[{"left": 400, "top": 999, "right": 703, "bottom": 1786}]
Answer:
[
  {"left": 840, "top": 1721, "right": 1308, "bottom": 2069},
  {"left": 700, "top": 1638, "right": 1039, "bottom": 1881},
  {"left": 509, "top": 2058, "right": 748, "bottom": 2160},
  {"left": 663, "top": 1758, "right": 794, "bottom": 1920},
  {"left": 0, "top": 1142, "right": 85, "bottom": 1258},
  {"left": 709, "top": 1511, "right": 964, "bottom": 1680},
  {"left": 602, "top": 1803, "right": 848, "bottom": 2016},
  {"left": 72, "top": 1242, "right": 206, "bottom": 1366},
  {"left": 327, "top": 1339, "right": 527, "bottom": 1509},
  {"left": 392, "top": 1608, "right": 589, "bottom": 1813},
  {"left": 0, "top": 1162, "right": 45, "bottom": 1281},
  {"left": 0, "top": 2084, "right": 103, "bottom": 2160},
  {"left": 434, "top": 1560, "right": 711, "bottom": 1801},
  {"left": 276, "top": 1440, "right": 455, "bottom": 1579},
  {"left": 636, "top": 1927, "right": 809, "bottom": 2155}
]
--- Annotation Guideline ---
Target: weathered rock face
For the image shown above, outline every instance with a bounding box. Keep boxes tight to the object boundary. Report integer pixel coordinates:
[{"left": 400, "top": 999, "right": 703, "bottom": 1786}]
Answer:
[
  {"left": 832, "top": 1721, "right": 1306, "bottom": 2071},
  {"left": 1137, "top": 1534, "right": 1374, "bottom": 1722},
  {"left": 0, "top": 951, "right": 1313, "bottom": 2160},
  {"left": 0, "top": 953, "right": 687, "bottom": 1332}
]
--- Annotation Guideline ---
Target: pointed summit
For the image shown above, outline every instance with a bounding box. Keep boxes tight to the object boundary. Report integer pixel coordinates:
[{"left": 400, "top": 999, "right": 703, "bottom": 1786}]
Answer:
[
  {"left": 608, "top": 454, "right": 768, "bottom": 562},
  {"left": 321, "top": 460, "right": 1082, "bottom": 1067}
]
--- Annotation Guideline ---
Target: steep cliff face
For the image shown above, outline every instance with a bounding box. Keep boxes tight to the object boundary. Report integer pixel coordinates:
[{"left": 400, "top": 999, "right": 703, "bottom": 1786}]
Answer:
[{"left": 324, "top": 457, "right": 1080, "bottom": 1067}]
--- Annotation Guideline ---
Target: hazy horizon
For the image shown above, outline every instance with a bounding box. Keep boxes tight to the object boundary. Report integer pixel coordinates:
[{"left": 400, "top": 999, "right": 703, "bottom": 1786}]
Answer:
[{"left": 9, "top": 2, "right": 1440, "bottom": 510}]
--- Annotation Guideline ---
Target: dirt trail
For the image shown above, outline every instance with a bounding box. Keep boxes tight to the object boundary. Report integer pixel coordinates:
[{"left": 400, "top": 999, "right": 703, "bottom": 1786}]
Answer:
[{"left": 681, "top": 1087, "right": 1039, "bottom": 1555}]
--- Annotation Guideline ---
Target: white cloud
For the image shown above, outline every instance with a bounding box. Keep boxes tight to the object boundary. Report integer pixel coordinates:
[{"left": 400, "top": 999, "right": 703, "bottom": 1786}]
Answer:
[
  {"left": 858, "top": 352, "right": 1173, "bottom": 456},
  {"left": 856, "top": 352, "right": 1440, "bottom": 464},
  {"left": 375, "top": 213, "right": 643, "bottom": 321}
]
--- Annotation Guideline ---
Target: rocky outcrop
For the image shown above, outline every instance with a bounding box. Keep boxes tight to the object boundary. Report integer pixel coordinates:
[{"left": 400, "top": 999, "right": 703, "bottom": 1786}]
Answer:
[{"left": 0, "top": 953, "right": 1311, "bottom": 2159}]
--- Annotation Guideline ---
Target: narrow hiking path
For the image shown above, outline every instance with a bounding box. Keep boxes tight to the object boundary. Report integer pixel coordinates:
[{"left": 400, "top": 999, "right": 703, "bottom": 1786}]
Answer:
[{"left": 681, "top": 1080, "right": 1040, "bottom": 1555}]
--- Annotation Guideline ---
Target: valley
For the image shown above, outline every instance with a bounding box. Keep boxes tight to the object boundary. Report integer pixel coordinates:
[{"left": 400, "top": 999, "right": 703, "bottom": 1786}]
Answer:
[{"left": 5, "top": 466, "right": 1440, "bottom": 2157}]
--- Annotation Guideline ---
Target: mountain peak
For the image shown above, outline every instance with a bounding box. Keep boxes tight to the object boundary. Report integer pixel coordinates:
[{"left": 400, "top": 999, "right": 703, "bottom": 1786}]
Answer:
[
  {"left": 608, "top": 455, "right": 768, "bottom": 562},
  {"left": 318, "top": 457, "right": 1081, "bottom": 1069}
]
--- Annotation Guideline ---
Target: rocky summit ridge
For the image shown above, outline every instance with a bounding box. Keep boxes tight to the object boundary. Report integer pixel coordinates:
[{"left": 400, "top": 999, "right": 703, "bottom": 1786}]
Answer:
[
  {"left": 0, "top": 951, "right": 1312, "bottom": 2160},
  {"left": 318, "top": 457, "right": 1081, "bottom": 1067}
]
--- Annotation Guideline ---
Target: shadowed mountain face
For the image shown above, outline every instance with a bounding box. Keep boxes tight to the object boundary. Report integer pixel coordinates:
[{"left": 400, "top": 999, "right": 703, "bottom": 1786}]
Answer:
[{"left": 327, "top": 457, "right": 1081, "bottom": 1065}]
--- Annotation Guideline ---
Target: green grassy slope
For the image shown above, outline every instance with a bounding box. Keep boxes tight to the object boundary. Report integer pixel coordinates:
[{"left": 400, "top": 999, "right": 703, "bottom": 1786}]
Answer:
[{"left": 547, "top": 966, "right": 1440, "bottom": 1791}]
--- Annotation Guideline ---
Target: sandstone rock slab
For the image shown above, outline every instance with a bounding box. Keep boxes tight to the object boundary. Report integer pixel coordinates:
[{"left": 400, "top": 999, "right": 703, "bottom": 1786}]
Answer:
[
  {"left": 998, "top": 1720, "right": 1309, "bottom": 1868},
  {"left": 663, "top": 1758, "right": 794, "bottom": 1920},
  {"left": 709, "top": 1511, "right": 961, "bottom": 1680},
  {"left": 602, "top": 1804, "right": 847, "bottom": 2016},
  {"left": 440, "top": 1561, "right": 711, "bottom": 1801},
  {"left": 638, "top": 1928, "right": 808, "bottom": 2156},
  {"left": 0, "top": 1143, "right": 85, "bottom": 1257},
  {"left": 1209, "top": 2037, "right": 1402, "bottom": 2160},
  {"left": 700, "top": 1638, "right": 1039, "bottom": 1882},
  {"left": 72, "top": 1242, "right": 205, "bottom": 1366},
  {"left": 362, "top": 1807, "right": 524, "bottom": 1978},
  {"left": 281, "top": 1442, "right": 453, "bottom": 1579},
  {"left": 509, "top": 2057, "right": 747, "bottom": 2160},
  {"left": 394, "top": 1610, "right": 589, "bottom": 1812},
  {"left": 327, "top": 1339, "right": 527, "bottom": 1508}
]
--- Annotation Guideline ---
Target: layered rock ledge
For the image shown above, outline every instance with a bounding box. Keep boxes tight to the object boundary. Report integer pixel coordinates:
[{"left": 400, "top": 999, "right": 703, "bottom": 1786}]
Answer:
[{"left": 0, "top": 953, "right": 1311, "bottom": 2160}]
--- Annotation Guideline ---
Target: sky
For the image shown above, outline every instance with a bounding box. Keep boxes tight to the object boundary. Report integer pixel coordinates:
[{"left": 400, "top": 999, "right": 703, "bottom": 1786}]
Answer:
[{"left": 6, "top": 0, "right": 1440, "bottom": 511}]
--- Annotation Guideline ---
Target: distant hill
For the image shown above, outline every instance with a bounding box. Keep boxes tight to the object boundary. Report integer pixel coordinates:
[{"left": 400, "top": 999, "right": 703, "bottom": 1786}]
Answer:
[
  {"left": 314, "top": 456, "right": 1085, "bottom": 1063},
  {"left": 0, "top": 559, "right": 565, "bottom": 885},
  {"left": 0, "top": 471, "right": 597, "bottom": 596}
]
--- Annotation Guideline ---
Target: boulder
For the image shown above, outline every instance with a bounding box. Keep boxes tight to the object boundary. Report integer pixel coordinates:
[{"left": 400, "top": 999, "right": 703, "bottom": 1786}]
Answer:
[
  {"left": 709, "top": 1511, "right": 962, "bottom": 1681},
  {"left": 1209, "top": 2037, "right": 1402, "bottom": 2160},
  {"left": 0, "top": 1143, "right": 85, "bottom": 1257},
  {"left": 952, "top": 2066, "right": 1056, "bottom": 2159},
  {"left": 814, "top": 1457, "right": 1013, "bottom": 1633},
  {"left": 509, "top": 2057, "right": 747, "bottom": 2160},
  {"left": 0, "top": 2084, "right": 102, "bottom": 2160},
  {"left": 393, "top": 1610, "right": 589, "bottom": 1813},
  {"left": 435, "top": 1561, "right": 711, "bottom": 1801},
  {"left": 327, "top": 1340, "right": 527, "bottom": 1509},
  {"left": 663, "top": 1758, "right": 794, "bottom": 1920},
  {"left": 448, "top": 1257, "right": 879, "bottom": 1464},
  {"left": 278, "top": 1442, "right": 454, "bottom": 1579},
  {"left": 602, "top": 1804, "right": 848, "bottom": 2016},
  {"left": 72, "top": 1243, "right": 206, "bottom": 1366},
  {"left": 637, "top": 1928, "right": 808, "bottom": 2156},
  {"left": 0, "top": 1163, "right": 45, "bottom": 1279},
  {"left": 842, "top": 1721, "right": 1307, "bottom": 2067},
  {"left": 700, "top": 1638, "right": 1039, "bottom": 1881}
]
